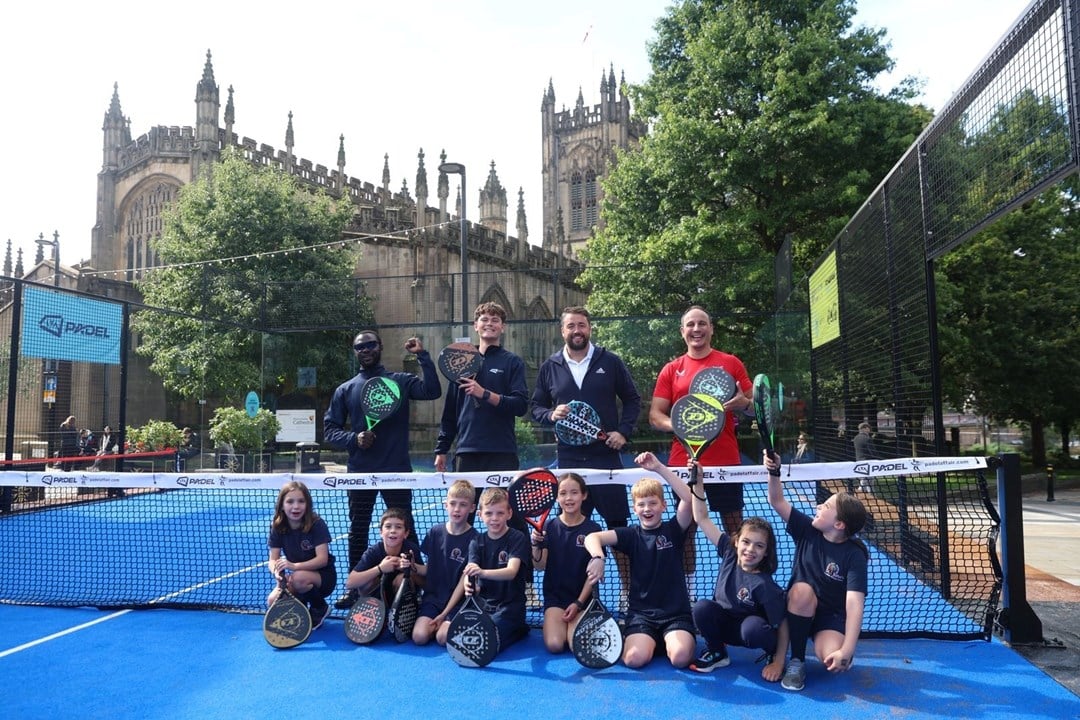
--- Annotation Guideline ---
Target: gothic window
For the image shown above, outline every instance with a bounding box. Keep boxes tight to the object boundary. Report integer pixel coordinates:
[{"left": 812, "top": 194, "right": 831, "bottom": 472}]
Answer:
[
  {"left": 524, "top": 296, "right": 553, "bottom": 370},
  {"left": 570, "top": 172, "right": 583, "bottom": 231},
  {"left": 584, "top": 169, "right": 598, "bottom": 227},
  {"left": 122, "top": 181, "right": 177, "bottom": 277}
]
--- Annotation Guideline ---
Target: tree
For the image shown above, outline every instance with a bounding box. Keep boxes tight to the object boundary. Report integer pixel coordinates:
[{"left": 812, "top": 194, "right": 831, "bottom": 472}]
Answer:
[
  {"left": 133, "top": 150, "right": 371, "bottom": 404},
  {"left": 582, "top": 0, "right": 929, "bottom": 361},
  {"left": 207, "top": 406, "right": 282, "bottom": 453},
  {"left": 937, "top": 181, "right": 1080, "bottom": 466}
]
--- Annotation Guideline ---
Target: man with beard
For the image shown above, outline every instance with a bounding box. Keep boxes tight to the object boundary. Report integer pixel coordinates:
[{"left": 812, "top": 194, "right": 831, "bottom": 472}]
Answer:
[
  {"left": 530, "top": 306, "right": 641, "bottom": 529},
  {"left": 325, "top": 330, "right": 441, "bottom": 609},
  {"left": 649, "top": 306, "right": 753, "bottom": 538}
]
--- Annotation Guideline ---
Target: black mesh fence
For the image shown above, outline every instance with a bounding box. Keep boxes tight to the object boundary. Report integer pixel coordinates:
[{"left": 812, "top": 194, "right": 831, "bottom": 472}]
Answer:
[{"left": 0, "top": 464, "right": 998, "bottom": 640}]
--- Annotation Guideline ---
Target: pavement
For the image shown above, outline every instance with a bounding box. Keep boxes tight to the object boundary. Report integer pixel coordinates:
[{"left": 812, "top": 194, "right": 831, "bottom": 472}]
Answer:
[{"left": 1010, "top": 482, "right": 1080, "bottom": 697}]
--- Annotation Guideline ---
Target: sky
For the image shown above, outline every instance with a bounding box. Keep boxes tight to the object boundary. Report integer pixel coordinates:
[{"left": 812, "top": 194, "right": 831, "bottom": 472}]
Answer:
[{"left": 0, "top": 0, "right": 1030, "bottom": 271}]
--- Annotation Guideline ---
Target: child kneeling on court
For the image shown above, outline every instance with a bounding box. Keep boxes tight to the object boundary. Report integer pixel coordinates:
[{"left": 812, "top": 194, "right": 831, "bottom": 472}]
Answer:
[
  {"left": 267, "top": 481, "right": 337, "bottom": 630},
  {"left": 765, "top": 451, "right": 868, "bottom": 692},
  {"left": 435, "top": 487, "right": 530, "bottom": 651},
  {"left": 583, "top": 452, "right": 696, "bottom": 668},
  {"left": 531, "top": 472, "right": 603, "bottom": 653},
  {"left": 413, "top": 479, "right": 478, "bottom": 645},
  {"left": 686, "top": 463, "right": 787, "bottom": 680},
  {"left": 342, "top": 507, "right": 423, "bottom": 609}
]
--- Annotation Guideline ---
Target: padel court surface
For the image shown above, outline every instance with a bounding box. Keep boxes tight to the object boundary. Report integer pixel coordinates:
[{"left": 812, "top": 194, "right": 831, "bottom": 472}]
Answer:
[{"left": 2, "top": 603, "right": 1077, "bottom": 720}]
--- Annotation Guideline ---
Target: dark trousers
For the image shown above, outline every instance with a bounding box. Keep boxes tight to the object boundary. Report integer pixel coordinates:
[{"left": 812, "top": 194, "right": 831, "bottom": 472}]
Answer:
[
  {"left": 692, "top": 598, "right": 777, "bottom": 654},
  {"left": 346, "top": 488, "right": 413, "bottom": 569}
]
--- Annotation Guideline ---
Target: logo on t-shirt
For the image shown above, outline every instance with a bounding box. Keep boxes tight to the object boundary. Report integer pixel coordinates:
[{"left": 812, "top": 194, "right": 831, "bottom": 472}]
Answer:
[
  {"left": 737, "top": 586, "right": 752, "bottom": 605},
  {"left": 655, "top": 535, "right": 674, "bottom": 550},
  {"left": 450, "top": 548, "right": 465, "bottom": 563},
  {"left": 300, "top": 539, "right": 315, "bottom": 552},
  {"left": 575, "top": 534, "right": 587, "bottom": 547},
  {"left": 824, "top": 561, "right": 844, "bottom": 582},
  {"left": 498, "top": 550, "right": 510, "bottom": 566}
]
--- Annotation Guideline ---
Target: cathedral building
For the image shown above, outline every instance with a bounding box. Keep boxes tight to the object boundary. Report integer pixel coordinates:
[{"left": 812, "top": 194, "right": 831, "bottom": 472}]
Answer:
[{"left": 4, "top": 51, "right": 644, "bottom": 444}]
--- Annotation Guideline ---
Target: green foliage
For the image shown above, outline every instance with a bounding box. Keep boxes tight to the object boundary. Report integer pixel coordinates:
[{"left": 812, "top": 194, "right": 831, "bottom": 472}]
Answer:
[
  {"left": 937, "top": 178, "right": 1080, "bottom": 465},
  {"left": 132, "top": 149, "right": 371, "bottom": 403},
  {"left": 582, "top": 0, "right": 930, "bottom": 355},
  {"left": 207, "top": 406, "right": 282, "bottom": 452},
  {"left": 515, "top": 417, "right": 541, "bottom": 464},
  {"left": 127, "top": 420, "right": 183, "bottom": 452}
]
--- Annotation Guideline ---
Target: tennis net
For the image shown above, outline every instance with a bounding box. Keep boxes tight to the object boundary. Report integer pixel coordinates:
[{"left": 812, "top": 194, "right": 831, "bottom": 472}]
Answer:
[{"left": 0, "top": 456, "right": 998, "bottom": 640}]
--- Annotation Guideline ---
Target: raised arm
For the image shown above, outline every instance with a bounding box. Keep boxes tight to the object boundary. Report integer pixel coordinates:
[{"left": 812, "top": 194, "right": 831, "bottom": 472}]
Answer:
[
  {"left": 406, "top": 340, "right": 442, "bottom": 401},
  {"left": 765, "top": 450, "right": 792, "bottom": 523},
  {"left": 688, "top": 463, "right": 722, "bottom": 546}
]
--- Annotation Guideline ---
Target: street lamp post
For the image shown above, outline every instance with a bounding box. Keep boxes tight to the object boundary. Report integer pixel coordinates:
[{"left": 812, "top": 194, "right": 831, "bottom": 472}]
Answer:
[
  {"left": 35, "top": 231, "right": 60, "bottom": 287},
  {"left": 438, "top": 162, "right": 468, "bottom": 340}
]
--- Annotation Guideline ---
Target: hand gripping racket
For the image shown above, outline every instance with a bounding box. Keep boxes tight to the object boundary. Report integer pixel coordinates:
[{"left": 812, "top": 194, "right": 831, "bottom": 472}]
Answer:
[
  {"left": 359, "top": 376, "right": 403, "bottom": 432},
  {"left": 438, "top": 342, "right": 483, "bottom": 408},
  {"left": 387, "top": 554, "right": 419, "bottom": 643},
  {"left": 753, "top": 373, "right": 780, "bottom": 476},
  {"left": 671, "top": 392, "right": 726, "bottom": 464},
  {"left": 689, "top": 366, "right": 738, "bottom": 403},
  {"left": 508, "top": 467, "right": 559, "bottom": 535},
  {"left": 571, "top": 591, "right": 623, "bottom": 669},
  {"left": 447, "top": 577, "right": 500, "bottom": 667},
  {"left": 344, "top": 591, "right": 387, "bottom": 644},
  {"left": 554, "top": 400, "right": 608, "bottom": 446},
  {"left": 263, "top": 574, "right": 312, "bottom": 649}
]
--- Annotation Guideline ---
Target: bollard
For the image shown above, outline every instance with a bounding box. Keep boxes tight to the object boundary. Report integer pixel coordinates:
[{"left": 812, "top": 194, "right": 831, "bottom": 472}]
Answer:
[{"left": 1046, "top": 464, "right": 1055, "bottom": 502}]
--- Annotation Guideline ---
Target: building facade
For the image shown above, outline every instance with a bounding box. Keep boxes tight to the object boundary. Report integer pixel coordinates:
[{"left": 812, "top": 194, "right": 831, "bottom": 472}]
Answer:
[{"left": 5, "top": 52, "right": 643, "bottom": 447}]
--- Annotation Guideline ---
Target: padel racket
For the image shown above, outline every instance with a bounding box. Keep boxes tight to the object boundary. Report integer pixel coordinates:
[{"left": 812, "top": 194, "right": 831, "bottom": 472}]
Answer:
[
  {"left": 571, "top": 591, "right": 623, "bottom": 669},
  {"left": 671, "top": 392, "right": 726, "bottom": 463},
  {"left": 387, "top": 555, "right": 419, "bottom": 643},
  {"left": 554, "top": 400, "right": 608, "bottom": 446},
  {"left": 508, "top": 467, "right": 559, "bottom": 535},
  {"left": 358, "top": 376, "right": 403, "bottom": 431},
  {"left": 689, "top": 366, "right": 738, "bottom": 403},
  {"left": 753, "top": 373, "right": 780, "bottom": 476},
  {"left": 447, "top": 578, "right": 500, "bottom": 667},
  {"left": 263, "top": 574, "right": 312, "bottom": 649},
  {"left": 438, "top": 342, "right": 483, "bottom": 408},
  {"left": 344, "top": 591, "right": 387, "bottom": 644}
]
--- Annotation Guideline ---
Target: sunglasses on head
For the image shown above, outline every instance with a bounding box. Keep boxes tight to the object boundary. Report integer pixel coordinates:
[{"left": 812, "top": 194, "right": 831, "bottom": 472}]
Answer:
[{"left": 353, "top": 340, "right": 379, "bottom": 352}]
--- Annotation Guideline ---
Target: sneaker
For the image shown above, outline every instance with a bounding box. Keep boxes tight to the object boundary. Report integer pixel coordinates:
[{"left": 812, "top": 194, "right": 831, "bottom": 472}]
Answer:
[
  {"left": 690, "top": 645, "right": 730, "bottom": 673},
  {"left": 333, "top": 589, "right": 358, "bottom": 610},
  {"left": 309, "top": 602, "right": 329, "bottom": 630},
  {"left": 781, "top": 658, "right": 806, "bottom": 691}
]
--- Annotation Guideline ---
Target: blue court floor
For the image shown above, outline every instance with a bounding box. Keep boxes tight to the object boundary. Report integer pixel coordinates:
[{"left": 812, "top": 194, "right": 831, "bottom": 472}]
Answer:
[{"left": 1, "top": 603, "right": 1077, "bottom": 720}]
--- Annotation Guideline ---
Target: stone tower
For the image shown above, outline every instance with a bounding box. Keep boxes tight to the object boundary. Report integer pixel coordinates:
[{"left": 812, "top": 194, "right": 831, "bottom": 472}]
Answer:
[{"left": 540, "top": 65, "right": 645, "bottom": 258}]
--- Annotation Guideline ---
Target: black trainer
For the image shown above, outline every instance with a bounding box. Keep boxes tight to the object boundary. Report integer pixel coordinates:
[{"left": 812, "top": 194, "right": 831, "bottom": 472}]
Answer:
[
  {"left": 309, "top": 601, "right": 329, "bottom": 630},
  {"left": 333, "top": 589, "right": 358, "bottom": 610},
  {"left": 690, "top": 645, "right": 730, "bottom": 672}
]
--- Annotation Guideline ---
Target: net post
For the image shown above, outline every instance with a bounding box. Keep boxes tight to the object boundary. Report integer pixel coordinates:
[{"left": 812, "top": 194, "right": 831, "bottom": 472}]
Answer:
[{"left": 996, "top": 452, "right": 1044, "bottom": 645}]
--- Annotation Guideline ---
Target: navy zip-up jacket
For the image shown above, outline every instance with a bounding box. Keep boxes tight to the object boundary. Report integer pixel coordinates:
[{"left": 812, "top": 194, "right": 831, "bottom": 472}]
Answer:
[
  {"left": 530, "top": 345, "right": 641, "bottom": 467},
  {"left": 434, "top": 344, "right": 528, "bottom": 456},
  {"left": 324, "top": 352, "right": 441, "bottom": 471}
]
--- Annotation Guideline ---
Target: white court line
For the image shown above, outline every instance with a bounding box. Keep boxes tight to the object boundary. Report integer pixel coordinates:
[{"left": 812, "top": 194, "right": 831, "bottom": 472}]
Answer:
[
  {"left": 1, "top": 508, "right": 447, "bottom": 658},
  {"left": 0, "top": 610, "right": 131, "bottom": 658},
  {"left": 0, "top": 559, "right": 272, "bottom": 658}
]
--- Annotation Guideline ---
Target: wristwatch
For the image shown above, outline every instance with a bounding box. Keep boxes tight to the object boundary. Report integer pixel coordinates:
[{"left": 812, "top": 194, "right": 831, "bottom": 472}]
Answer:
[{"left": 482, "top": 389, "right": 492, "bottom": 403}]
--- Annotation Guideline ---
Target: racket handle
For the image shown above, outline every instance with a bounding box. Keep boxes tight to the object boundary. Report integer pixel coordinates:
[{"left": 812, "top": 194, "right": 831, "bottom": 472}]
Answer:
[{"left": 764, "top": 450, "right": 781, "bottom": 477}]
